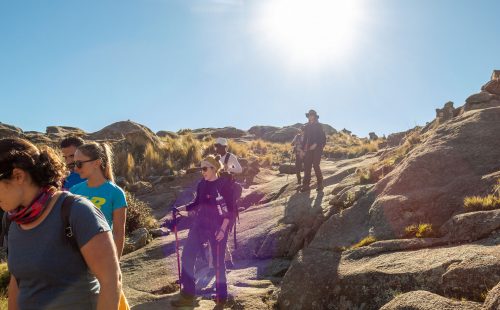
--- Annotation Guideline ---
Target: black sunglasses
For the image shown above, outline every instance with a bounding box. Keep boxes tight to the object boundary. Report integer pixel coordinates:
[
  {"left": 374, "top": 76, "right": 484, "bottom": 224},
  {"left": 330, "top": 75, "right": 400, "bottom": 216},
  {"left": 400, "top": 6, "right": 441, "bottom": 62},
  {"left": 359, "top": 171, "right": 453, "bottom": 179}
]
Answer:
[
  {"left": 201, "top": 166, "right": 213, "bottom": 172},
  {"left": 74, "top": 159, "right": 97, "bottom": 169}
]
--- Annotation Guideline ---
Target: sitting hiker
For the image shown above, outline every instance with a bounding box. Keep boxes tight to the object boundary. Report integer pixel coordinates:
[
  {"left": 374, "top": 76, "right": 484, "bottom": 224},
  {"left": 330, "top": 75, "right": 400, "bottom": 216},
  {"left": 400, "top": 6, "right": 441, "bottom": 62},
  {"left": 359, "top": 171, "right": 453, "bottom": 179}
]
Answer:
[
  {"left": 0, "top": 138, "right": 121, "bottom": 309},
  {"left": 171, "top": 155, "right": 235, "bottom": 307}
]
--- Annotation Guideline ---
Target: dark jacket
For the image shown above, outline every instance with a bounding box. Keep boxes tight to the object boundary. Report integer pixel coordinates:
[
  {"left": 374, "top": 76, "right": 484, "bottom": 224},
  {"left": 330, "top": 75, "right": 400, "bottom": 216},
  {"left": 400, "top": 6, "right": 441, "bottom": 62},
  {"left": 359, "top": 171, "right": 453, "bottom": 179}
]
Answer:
[
  {"left": 185, "top": 178, "right": 234, "bottom": 229},
  {"left": 302, "top": 122, "right": 326, "bottom": 150}
]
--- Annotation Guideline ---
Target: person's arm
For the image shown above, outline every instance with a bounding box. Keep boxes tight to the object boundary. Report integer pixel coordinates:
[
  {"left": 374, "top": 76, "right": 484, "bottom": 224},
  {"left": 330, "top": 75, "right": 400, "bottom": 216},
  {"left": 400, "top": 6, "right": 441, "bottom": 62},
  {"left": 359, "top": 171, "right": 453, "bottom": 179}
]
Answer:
[
  {"left": 216, "top": 218, "right": 230, "bottom": 242},
  {"left": 227, "top": 154, "right": 243, "bottom": 174},
  {"left": 8, "top": 275, "right": 19, "bottom": 310},
  {"left": 112, "top": 207, "right": 126, "bottom": 259},
  {"left": 176, "top": 181, "right": 201, "bottom": 217},
  {"left": 80, "top": 232, "right": 121, "bottom": 310},
  {"left": 216, "top": 178, "right": 233, "bottom": 242},
  {"left": 185, "top": 182, "right": 202, "bottom": 210}
]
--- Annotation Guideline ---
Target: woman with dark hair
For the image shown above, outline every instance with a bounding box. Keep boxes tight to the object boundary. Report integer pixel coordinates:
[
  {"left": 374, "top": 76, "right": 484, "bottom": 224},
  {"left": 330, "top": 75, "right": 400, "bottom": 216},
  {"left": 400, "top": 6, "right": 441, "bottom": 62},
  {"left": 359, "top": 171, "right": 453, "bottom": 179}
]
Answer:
[
  {"left": 70, "top": 142, "right": 127, "bottom": 259},
  {"left": 170, "top": 155, "right": 235, "bottom": 307},
  {"left": 0, "top": 138, "right": 121, "bottom": 309}
]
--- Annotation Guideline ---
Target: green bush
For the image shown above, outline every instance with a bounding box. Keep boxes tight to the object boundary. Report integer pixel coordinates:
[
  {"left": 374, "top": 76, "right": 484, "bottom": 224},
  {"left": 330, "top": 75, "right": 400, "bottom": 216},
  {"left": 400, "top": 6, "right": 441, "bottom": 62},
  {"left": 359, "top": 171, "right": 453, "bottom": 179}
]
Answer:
[
  {"left": 0, "top": 262, "right": 9, "bottom": 305},
  {"left": 351, "top": 236, "right": 377, "bottom": 249},
  {"left": 125, "top": 192, "right": 158, "bottom": 235},
  {"left": 464, "top": 195, "right": 500, "bottom": 211},
  {"left": 404, "top": 223, "right": 435, "bottom": 238}
]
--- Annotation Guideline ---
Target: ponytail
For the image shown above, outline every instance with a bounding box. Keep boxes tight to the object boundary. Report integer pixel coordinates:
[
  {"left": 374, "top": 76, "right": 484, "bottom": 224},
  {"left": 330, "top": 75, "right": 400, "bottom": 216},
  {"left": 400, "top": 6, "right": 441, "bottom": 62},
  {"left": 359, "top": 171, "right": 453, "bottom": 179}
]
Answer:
[{"left": 77, "top": 142, "right": 115, "bottom": 182}]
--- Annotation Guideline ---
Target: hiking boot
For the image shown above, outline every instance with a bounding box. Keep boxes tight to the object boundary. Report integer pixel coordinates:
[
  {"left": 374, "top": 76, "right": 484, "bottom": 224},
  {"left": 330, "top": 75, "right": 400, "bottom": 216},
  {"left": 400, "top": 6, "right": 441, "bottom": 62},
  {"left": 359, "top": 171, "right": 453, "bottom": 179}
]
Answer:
[
  {"left": 170, "top": 292, "right": 198, "bottom": 307},
  {"left": 211, "top": 293, "right": 228, "bottom": 305},
  {"left": 300, "top": 185, "right": 310, "bottom": 192}
]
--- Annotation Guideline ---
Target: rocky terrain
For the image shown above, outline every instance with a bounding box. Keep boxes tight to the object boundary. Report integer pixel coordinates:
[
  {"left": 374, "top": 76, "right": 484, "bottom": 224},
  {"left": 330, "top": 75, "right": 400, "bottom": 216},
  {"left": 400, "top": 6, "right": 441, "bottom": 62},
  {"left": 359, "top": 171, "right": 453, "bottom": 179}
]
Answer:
[{"left": 1, "top": 71, "right": 499, "bottom": 309}]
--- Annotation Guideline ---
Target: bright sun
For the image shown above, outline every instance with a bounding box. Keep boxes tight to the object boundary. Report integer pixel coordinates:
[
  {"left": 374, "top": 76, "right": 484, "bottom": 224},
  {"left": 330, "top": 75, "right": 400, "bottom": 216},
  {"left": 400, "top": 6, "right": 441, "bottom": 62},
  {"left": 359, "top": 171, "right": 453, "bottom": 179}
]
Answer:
[{"left": 254, "top": 0, "right": 365, "bottom": 71}]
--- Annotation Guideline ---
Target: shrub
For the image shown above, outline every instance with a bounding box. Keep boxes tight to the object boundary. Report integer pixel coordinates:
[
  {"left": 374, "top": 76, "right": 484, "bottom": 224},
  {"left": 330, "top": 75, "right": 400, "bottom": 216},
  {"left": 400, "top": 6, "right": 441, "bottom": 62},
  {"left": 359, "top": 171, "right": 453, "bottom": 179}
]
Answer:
[
  {"left": 351, "top": 236, "right": 377, "bottom": 249},
  {"left": 0, "top": 262, "right": 8, "bottom": 304},
  {"left": 356, "top": 167, "right": 378, "bottom": 185},
  {"left": 404, "top": 223, "right": 435, "bottom": 238},
  {"left": 464, "top": 195, "right": 500, "bottom": 211},
  {"left": 125, "top": 192, "right": 158, "bottom": 235}
]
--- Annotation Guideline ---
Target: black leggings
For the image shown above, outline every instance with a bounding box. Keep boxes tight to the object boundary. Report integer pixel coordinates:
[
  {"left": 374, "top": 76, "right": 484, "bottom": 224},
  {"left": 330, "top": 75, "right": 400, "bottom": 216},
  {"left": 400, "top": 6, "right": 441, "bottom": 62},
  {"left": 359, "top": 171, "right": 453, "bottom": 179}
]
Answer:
[{"left": 180, "top": 225, "right": 229, "bottom": 299}]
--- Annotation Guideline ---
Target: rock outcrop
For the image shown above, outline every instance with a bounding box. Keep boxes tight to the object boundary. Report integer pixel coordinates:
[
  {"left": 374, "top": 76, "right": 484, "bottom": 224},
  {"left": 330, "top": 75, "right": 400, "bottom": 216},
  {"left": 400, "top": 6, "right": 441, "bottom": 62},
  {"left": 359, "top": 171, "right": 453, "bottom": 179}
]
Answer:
[
  {"left": 278, "top": 93, "right": 500, "bottom": 308},
  {"left": 380, "top": 290, "right": 482, "bottom": 310}
]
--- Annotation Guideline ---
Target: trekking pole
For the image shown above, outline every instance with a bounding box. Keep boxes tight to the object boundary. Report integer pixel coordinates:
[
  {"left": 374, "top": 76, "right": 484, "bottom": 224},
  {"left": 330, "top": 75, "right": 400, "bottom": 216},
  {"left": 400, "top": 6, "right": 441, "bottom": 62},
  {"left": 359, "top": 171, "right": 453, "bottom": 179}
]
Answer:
[
  {"left": 172, "top": 208, "right": 182, "bottom": 291},
  {"left": 216, "top": 241, "right": 220, "bottom": 304}
]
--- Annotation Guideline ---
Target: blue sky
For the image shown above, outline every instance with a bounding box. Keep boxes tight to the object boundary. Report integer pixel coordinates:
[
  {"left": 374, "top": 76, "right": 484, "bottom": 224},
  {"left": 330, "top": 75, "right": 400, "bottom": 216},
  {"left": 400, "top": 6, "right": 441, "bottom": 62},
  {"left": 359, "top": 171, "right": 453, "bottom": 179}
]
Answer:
[{"left": 1, "top": 0, "right": 499, "bottom": 137}]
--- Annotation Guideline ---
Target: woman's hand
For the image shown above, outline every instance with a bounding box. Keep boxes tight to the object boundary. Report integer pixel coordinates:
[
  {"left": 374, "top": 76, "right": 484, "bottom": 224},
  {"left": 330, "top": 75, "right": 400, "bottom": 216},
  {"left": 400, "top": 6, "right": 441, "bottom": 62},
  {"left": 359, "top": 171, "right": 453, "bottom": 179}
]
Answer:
[{"left": 215, "top": 228, "right": 226, "bottom": 242}]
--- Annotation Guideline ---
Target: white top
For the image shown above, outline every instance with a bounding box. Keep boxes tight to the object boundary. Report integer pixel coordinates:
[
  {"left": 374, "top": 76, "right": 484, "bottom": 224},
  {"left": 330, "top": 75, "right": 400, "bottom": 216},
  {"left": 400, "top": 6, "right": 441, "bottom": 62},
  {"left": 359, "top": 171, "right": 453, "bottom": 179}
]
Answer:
[{"left": 220, "top": 152, "right": 243, "bottom": 174}]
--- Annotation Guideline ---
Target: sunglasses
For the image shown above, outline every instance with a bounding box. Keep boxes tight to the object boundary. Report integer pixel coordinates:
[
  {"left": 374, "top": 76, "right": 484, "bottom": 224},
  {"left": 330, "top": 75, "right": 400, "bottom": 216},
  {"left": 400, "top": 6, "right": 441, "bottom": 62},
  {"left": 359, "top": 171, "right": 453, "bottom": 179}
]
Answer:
[
  {"left": 201, "top": 166, "right": 213, "bottom": 172},
  {"left": 74, "top": 159, "right": 97, "bottom": 169}
]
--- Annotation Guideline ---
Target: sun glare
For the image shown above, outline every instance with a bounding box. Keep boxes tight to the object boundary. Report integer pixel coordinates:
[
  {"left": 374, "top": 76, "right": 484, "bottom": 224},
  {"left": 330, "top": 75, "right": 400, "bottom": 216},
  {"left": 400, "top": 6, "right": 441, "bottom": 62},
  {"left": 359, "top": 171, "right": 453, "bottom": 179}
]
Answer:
[{"left": 254, "top": 0, "right": 364, "bottom": 71}]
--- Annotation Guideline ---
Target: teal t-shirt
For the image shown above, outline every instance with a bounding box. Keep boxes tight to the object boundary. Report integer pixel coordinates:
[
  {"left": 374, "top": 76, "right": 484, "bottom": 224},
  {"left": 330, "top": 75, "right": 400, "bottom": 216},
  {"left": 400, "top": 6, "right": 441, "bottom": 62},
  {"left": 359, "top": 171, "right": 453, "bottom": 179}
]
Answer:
[{"left": 70, "top": 180, "right": 127, "bottom": 228}]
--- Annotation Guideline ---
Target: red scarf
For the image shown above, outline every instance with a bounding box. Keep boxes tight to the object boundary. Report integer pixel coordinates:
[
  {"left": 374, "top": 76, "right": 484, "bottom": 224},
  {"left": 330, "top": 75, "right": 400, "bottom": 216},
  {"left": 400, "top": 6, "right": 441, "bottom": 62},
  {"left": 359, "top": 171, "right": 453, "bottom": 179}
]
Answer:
[{"left": 7, "top": 187, "right": 56, "bottom": 225}]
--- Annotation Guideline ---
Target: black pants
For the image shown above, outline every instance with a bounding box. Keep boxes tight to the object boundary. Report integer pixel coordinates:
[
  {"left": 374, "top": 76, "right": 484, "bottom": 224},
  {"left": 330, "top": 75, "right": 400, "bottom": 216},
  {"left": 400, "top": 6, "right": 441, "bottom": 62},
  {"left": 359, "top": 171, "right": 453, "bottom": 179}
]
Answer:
[
  {"left": 181, "top": 224, "right": 229, "bottom": 299},
  {"left": 295, "top": 153, "right": 303, "bottom": 182},
  {"left": 302, "top": 148, "right": 323, "bottom": 187}
]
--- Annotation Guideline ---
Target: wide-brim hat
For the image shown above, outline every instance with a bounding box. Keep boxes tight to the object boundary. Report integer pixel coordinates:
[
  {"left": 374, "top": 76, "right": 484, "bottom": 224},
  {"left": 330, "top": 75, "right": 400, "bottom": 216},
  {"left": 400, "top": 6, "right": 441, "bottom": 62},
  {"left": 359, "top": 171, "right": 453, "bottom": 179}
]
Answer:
[{"left": 305, "top": 109, "right": 319, "bottom": 119}]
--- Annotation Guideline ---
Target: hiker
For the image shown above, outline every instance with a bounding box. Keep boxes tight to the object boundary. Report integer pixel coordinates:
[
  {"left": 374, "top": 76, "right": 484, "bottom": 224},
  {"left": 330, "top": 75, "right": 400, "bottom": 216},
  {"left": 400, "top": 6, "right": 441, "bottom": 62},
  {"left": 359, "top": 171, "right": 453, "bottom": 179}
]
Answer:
[
  {"left": 171, "top": 155, "right": 235, "bottom": 307},
  {"left": 0, "top": 138, "right": 121, "bottom": 309},
  {"left": 214, "top": 137, "right": 243, "bottom": 176},
  {"left": 301, "top": 109, "right": 327, "bottom": 192},
  {"left": 70, "top": 142, "right": 128, "bottom": 259},
  {"left": 213, "top": 137, "right": 242, "bottom": 268},
  {"left": 60, "top": 136, "right": 86, "bottom": 190},
  {"left": 291, "top": 125, "right": 305, "bottom": 185}
]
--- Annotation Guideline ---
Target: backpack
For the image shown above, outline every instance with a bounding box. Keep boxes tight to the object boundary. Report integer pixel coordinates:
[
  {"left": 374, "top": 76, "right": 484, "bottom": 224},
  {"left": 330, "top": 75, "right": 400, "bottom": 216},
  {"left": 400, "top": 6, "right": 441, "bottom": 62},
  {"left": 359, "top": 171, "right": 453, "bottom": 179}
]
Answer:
[
  {"left": 222, "top": 153, "right": 243, "bottom": 249},
  {"left": 0, "top": 194, "right": 78, "bottom": 252}
]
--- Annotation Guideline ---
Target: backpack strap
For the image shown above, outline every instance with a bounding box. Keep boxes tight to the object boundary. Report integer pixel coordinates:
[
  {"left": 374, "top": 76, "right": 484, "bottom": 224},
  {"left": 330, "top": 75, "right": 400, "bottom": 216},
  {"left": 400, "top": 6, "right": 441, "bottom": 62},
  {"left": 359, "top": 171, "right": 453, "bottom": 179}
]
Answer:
[
  {"left": 224, "top": 153, "right": 231, "bottom": 165},
  {"left": 61, "top": 194, "right": 78, "bottom": 251}
]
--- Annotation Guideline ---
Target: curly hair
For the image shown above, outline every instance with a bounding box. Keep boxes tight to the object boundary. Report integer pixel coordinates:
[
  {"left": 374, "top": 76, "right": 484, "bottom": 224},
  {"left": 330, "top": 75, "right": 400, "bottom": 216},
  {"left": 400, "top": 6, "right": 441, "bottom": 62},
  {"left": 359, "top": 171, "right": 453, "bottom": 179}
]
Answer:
[{"left": 0, "top": 138, "right": 67, "bottom": 188}]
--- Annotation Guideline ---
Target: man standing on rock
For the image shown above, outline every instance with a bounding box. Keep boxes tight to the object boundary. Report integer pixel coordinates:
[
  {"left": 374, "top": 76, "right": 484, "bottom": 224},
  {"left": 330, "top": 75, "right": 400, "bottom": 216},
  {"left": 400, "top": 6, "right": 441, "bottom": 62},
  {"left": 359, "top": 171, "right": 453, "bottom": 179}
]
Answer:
[{"left": 301, "top": 109, "right": 326, "bottom": 192}]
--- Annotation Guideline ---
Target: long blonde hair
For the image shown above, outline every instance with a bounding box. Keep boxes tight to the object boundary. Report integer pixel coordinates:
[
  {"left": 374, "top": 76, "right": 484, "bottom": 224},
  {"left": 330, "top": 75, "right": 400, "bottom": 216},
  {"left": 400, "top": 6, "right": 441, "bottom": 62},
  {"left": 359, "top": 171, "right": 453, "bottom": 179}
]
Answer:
[{"left": 77, "top": 142, "right": 115, "bottom": 182}]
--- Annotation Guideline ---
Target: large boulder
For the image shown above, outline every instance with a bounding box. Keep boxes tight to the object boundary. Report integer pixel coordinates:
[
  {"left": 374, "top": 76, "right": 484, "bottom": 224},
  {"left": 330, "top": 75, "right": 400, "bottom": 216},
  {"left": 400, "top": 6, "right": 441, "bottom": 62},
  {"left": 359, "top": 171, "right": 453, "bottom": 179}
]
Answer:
[
  {"left": 0, "top": 122, "right": 23, "bottom": 139},
  {"left": 88, "top": 120, "right": 161, "bottom": 145},
  {"left": 464, "top": 91, "right": 500, "bottom": 112},
  {"left": 123, "top": 228, "right": 151, "bottom": 255},
  {"left": 482, "top": 79, "right": 500, "bottom": 96},
  {"left": 279, "top": 233, "right": 500, "bottom": 309},
  {"left": 46, "top": 126, "right": 86, "bottom": 137},
  {"left": 248, "top": 125, "right": 280, "bottom": 138},
  {"left": 483, "top": 281, "right": 500, "bottom": 310},
  {"left": 368, "top": 107, "right": 500, "bottom": 239},
  {"left": 380, "top": 291, "right": 481, "bottom": 310},
  {"left": 263, "top": 126, "right": 299, "bottom": 142},
  {"left": 191, "top": 127, "right": 246, "bottom": 139}
]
